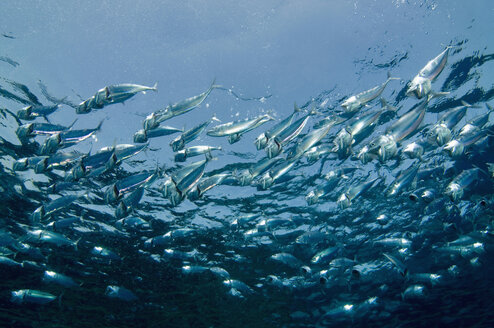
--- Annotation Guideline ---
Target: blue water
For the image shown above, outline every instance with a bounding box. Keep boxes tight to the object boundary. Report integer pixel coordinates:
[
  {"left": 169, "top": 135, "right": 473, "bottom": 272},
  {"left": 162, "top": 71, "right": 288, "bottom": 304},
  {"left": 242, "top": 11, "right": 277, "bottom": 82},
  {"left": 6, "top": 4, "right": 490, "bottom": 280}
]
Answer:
[{"left": 1, "top": 1, "right": 494, "bottom": 327}]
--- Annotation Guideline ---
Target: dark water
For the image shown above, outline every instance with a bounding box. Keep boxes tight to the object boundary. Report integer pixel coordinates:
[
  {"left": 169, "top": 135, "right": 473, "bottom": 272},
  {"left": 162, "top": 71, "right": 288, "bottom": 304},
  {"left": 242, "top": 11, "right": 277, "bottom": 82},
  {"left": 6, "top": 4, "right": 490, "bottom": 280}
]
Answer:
[{"left": 1, "top": 28, "right": 494, "bottom": 328}]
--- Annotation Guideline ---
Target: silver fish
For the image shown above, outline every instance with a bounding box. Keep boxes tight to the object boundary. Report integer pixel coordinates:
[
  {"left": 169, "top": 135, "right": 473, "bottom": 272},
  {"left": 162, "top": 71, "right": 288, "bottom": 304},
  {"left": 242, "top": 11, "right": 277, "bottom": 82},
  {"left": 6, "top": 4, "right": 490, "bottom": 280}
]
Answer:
[
  {"left": 31, "top": 194, "right": 85, "bottom": 222},
  {"left": 170, "top": 119, "right": 212, "bottom": 152},
  {"left": 35, "top": 151, "right": 85, "bottom": 174},
  {"left": 115, "top": 187, "right": 145, "bottom": 219},
  {"left": 337, "top": 176, "right": 381, "bottom": 209},
  {"left": 16, "top": 120, "right": 75, "bottom": 140},
  {"left": 142, "top": 80, "right": 217, "bottom": 130},
  {"left": 105, "top": 169, "right": 158, "bottom": 204},
  {"left": 255, "top": 103, "right": 302, "bottom": 150},
  {"left": 458, "top": 103, "right": 491, "bottom": 136},
  {"left": 42, "top": 270, "right": 79, "bottom": 288},
  {"left": 341, "top": 74, "right": 399, "bottom": 113},
  {"left": 258, "top": 159, "right": 298, "bottom": 190},
  {"left": 77, "top": 83, "right": 157, "bottom": 114},
  {"left": 26, "top": 229, "right": 78, "bottom": 248},
  {"left": 40, "top": 120, "right": 104, "bottom": 154},
  {"left": 429, "top": 101, "right": 472, "bottom": 146},
  {"left": 406, "top": 47, "right": 450, "bottom": 99},
  {"left": 443, "top": 128, "right": 488, "bottom": 157},
  {"left": 207, "top": 114, "right": 274, "bottom": 143},
  {"left": 105, "top": 285, "right": 138, "bottom": 301},
  {"left": 134, "top": 126, "right": 182, "bottom": 143},
  {"left": 11, "top": 289, "right": 57, "bottom": 305},
  {"left": 286, "top": 118, "right": 338, "bottom": 160},
  {"left": 445, "top": 168, "right": 480, "bottom": 201},
  {"left": 17, "top": 104, "right": 61, "bottom": 120},
  {"left": 265, "top": 114, "right": 310, "bottom": 158},
  {"left": 174, "top": 145, "right": 221, "bottom": 162},
  {"left": 383, "top": 252, "right": 408, "bottom": 276},
  {"left": 187, "top": 173, "right": 231, "bottom": 200},
  {"left": 388, "top": 163, "right": 419, "bottom": 196}
]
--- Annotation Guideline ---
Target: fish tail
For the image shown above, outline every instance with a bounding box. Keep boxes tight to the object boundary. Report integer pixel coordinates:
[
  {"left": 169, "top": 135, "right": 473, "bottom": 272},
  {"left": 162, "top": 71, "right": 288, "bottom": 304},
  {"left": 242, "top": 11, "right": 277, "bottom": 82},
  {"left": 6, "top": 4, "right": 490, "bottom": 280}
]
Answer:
[
  {"left": 427, "top": 91, "right": 449, "bottom": 102},
  {"left": 380, "top": 97, "right": 398, "bottom": 112},
  {"left": 294, "top": 102, "right": 302, "bottom": 113},
  {"left": 460, "top": 100, "right": 481, "bottom": 109},
  {"left": 386, "top": 71, "right": 401, "bottom": 82},
  {"left": 96, "top": 119, "right": 105, "bottom": 131},
  {"left": 210, "top": 78, "right": 223, "bottom": 90}
]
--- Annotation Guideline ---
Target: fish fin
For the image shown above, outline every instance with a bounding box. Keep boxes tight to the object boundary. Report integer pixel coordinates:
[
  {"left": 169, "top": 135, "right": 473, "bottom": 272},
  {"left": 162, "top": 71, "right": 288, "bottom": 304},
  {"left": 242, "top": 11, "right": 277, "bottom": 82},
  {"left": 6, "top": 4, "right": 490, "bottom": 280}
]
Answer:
[
  {"left": 380, "top": 98, "right": 398, "bottom": 112},
  {"left": 427, "top": 91, "right": 449, "bottom": 101},
  {"left": 212, "top": 113, "right": 221, "bottom": 123},
  {"left": 95, "top": 118, "right": 105, "bottom": 131},
  {"left": 386, "top": 72, "right": 401, "bottom": 82},
  {"left": 294, "top": 102, "right": 302, "bottom": 113},
  {"left": 210, "top": 78, "right": 222, "bottom": 90},
  {"left": 308, "top": 105, "right": 322, "bottom": 116},
  {"left": 460, "top": 100, "right": 481, "bottom": 109}
]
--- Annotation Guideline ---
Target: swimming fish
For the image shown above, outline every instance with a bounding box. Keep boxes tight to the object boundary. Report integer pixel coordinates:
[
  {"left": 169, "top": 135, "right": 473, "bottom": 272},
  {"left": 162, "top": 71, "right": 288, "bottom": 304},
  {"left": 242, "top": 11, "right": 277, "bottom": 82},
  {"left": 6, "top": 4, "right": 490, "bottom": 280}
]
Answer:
[
  {"left": 207, "top": 114, "right": 274, "bottom": 144},
  {"left": 77, "top": 83, "right": 157, "bottom": 114},
  {"left": 142, "top": 80, "right": 218, "bottom": 130},
  {"left": 406, "top": 47, "right": 451, "bottom": 99},
  {"left": 341, "top": 74, "right": 400, "bottom": 113}
]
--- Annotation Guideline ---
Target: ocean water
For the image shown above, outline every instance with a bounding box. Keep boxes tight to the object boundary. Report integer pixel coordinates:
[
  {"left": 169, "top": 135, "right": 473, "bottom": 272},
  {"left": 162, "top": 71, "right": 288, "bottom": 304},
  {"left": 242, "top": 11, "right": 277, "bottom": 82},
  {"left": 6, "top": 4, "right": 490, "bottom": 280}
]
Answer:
[{"left": 1, "top": 1, "right": 494, "bottom": 327}]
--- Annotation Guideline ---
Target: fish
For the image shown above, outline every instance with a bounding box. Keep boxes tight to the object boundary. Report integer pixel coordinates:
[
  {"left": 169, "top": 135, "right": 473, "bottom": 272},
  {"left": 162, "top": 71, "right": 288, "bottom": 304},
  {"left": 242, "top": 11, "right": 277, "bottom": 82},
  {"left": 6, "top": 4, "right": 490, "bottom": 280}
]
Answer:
[
  {"left": 40, "top": 120, "right": 104, "bottom": 154},
  {"left": 445, "top": 168, "right": 480, "bottom": 202},
  {"left": 406, "top": 47, "right": 451, "bottom": 99},
  {"left": 35, "top": 150, "right": 85, "bottom": 174},
  {"left": 65, "top": 148, "right": 116, "bottom": 181},
  {"left": 10, "top": 289, "right": 57, "bottom": 305},
  {"left": 429, "top": 101, "right": 473, "bottom": 146},
  {"left": 443, "top": 127, "right": 489, "bottom": 157},
  {"left": 341, "top": 74, "right": 400, "bottom": 113},
  {"left": 387, "top": 163, "right": 419, "bottom": 196},
  {"left": 265, "top": 114, "right": 311, "bottom": 158},
  {"left": 174, "top": 145, "right": 222, "bottom": 162},
  {"left": 115, "top": 186, "right": 145, "bottom": 219},
  {"left": 170, "top": 118, "right": 213, "bottom": 152},
  {"left": 333, "top": 106, "right": 387, "bottom": 157},
  {"left": 235, "top": 156, "right": 283, "bottom": 186},
  {"left": 337, "top": 176, "right": 381, "bottom": 209},
  {"left": 31, "top": 194, "right": 86, "bottom": 222},
  {"left": 105, "top": 285, "right": 138, "bottom": 301},
  {"left": 458, "top": 103, "right": 491, "bottom": 136},
  {"left": 105, "top": 169, "right": 158, "bottom": 204},
  {"left": 187, "top": 173, "right": 232, "bottom": 200},
  {"left": 383, "top": 253, "right": 408, "bottom": 277},
  {"left": 17, "top": 104, "right": 61, "bottom": 120},
  {"left": 77, "top": 83, "right": 157, "bottom": 114},
  {"left": 207, "top": 114, "right": 274, "bottom": 143},
  {"left": 16, "top": 120, "right": 76, "bottom": 141},
  {"left": 286, "top": 118, "right": 338, "bottom": 160},
  {"left": 255, "top": 103, "right": 302, "bottom": 150},
  {"left": 258, "top": 158, "right": 298, "bottom": 190},
  {"left": 42, "top": 270, "right": 79, "bottom": 288},
  {"left": 142, "top": 80, "right": 218, "bottom": 130},
  {"left": 25, "top": 229, "right": 78, "bottom": 249},
  {"left": 134, "top": 125, "right": 182, "bottom": 143}
]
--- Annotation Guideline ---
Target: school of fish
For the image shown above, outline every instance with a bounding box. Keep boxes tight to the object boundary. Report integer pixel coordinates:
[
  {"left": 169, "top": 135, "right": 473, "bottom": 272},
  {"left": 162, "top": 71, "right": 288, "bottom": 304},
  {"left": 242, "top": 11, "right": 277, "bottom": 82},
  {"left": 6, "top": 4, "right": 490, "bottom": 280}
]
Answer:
[{"left": 1, "top": 45, "right": 494, "bottom": 327}]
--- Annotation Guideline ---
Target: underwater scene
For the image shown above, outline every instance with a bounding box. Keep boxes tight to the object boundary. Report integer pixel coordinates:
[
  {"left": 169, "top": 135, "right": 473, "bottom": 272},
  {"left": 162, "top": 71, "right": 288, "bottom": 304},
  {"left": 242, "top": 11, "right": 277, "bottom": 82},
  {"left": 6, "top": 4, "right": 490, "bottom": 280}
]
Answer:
[{"left": 1, "top": 1, "right": 494, "bottom": 327}]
